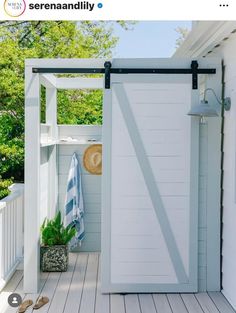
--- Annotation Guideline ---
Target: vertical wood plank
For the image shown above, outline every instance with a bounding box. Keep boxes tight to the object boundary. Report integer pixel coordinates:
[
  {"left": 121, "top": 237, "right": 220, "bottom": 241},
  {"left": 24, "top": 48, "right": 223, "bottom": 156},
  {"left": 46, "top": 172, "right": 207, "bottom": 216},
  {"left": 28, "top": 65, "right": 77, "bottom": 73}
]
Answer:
[
  {"left": 47, "top": 253, "right": 77, "bottom": 313},
  {"left": 34, "top": 272, "right": 61, "bottom": 313},
  {"left": 95, "top": 255, "right": 110, "bottom": 313},
  {"left": 181, "top": 294, "right": 204, "bottom": 313},
  {"left": 195, "top": 292, "right": 219, "bottom": 313},
  {"left": 10, "top": 202, "right": 13, "bottom": 268},
  {"left": 25, "top": 272, "right": 49, "bottom": 313},
  {"left": 153, "top": 294, "right": 172, "bottom": 313},
  {"left": 3, "top": 209, "right": 6, "bottom": 276},
  {"left": 79, "top": 253, "right": 99, "bottom": 313},
  {"left": 208, "top": 292, "right": 236, "bottom": 313},
  {"left": 125, "top": 294, "right": 141, "bottom": 313},
  {"left": 7, "top": 205, "right": 10, "bottom": 273},
  {"left": 16, "top": 195, "right": 23, "bottom": 259},
  {"left": 13, "top": 200, "right": 16, "bottom": 266},
  {"left": 63, "top": 253, "right": 88, "bottom": 313},
  {"left": 167, "top": 294, "right": 188, "bottom": 313},
  {"left": 139, "top": 294, "right": 157, "bottom": 313},
  {"left": 24, "top": 65, "right": 41, "bottom": 293},
  {"left": 110, "top": 295, "right": 125, "bottom": 313}
]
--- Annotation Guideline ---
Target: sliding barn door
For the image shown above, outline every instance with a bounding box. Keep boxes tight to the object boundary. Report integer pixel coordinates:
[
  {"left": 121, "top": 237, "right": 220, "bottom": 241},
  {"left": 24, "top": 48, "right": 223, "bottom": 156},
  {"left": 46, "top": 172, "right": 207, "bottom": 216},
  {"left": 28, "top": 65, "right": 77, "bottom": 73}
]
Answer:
[{"left": 102, "top": 62, "right": 199, "bottom": 293}]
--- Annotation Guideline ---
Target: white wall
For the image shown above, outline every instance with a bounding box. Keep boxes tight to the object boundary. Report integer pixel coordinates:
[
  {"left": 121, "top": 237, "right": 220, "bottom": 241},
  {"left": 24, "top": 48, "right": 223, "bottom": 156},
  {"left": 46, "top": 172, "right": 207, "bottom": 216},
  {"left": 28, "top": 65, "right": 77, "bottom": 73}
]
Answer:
[
  {"left": 214, "top": 37, "right": 236, "bottom": 309},
  {"left": 58, "top": 125, "right": 102, "bottom": 252}
]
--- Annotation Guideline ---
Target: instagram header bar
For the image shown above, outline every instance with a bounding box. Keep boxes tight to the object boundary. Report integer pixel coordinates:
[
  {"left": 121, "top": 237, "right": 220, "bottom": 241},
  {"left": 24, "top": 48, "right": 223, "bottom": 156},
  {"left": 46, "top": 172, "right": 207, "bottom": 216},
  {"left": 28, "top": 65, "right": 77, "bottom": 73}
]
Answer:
[{"left": 0, "top": 0, "right": 234, "bottom": 20}]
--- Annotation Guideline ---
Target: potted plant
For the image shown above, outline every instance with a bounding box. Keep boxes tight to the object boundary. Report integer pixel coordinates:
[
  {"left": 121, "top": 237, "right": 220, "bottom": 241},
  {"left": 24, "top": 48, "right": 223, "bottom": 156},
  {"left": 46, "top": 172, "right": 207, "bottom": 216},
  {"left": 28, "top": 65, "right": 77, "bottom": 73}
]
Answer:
[{"left": 40, "top": 211, "right": 76, "bottom": 272}]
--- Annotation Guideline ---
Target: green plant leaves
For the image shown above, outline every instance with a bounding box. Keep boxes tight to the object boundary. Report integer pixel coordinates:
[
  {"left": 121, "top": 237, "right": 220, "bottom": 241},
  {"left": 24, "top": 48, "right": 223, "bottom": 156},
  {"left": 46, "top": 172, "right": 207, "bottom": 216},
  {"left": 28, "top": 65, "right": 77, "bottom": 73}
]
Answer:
[
  {"left": 41, "top": 211, "right": 76, "bottom": 246},
  {"left": 0, "top": 177, "right": 13, "bottom": 199}
]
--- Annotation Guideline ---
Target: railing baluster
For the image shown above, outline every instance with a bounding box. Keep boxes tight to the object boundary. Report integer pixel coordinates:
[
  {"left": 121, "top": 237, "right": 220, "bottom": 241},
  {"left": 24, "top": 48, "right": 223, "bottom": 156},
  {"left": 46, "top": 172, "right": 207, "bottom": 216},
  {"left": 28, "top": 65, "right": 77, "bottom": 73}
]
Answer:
[
  {"left": 13, "top": 199, "right": 16, "bottom": 266},
  {"left": 7, "top": 205, "right": 10, "bottom": 274},
  {"left": 0, "top": 208, "right": 3, "bottom": 283},
  {"left": 2, "top": 209, "right": 6, "bottom": 279},
  {"left": 0, "top": 184, "right": 24, "bottom": 290},
  {"left": 9, "top": 202, "right": 12, "bottom": 271}
]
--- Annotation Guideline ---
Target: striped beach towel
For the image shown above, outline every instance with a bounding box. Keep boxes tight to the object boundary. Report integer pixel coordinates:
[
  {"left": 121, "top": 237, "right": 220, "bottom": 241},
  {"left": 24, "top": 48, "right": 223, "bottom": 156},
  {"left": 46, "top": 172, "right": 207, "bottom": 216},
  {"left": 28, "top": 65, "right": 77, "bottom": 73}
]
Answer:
[{"left": 64, "top": 153, "right": 85, "bottom": 248}]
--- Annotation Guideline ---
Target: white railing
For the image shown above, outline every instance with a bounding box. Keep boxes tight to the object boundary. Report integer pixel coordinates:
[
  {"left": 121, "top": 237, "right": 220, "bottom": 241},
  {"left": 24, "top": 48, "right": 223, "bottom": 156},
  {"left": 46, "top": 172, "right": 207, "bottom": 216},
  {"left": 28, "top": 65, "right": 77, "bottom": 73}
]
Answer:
[{"left": 0, "top": 184, "right": 24, "bottom": 290}]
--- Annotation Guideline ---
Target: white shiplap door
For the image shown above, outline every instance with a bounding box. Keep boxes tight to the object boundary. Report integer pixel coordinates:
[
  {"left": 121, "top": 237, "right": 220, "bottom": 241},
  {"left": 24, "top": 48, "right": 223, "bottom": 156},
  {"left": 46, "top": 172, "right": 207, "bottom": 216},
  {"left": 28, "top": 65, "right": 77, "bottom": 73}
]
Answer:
[{"left": 102, "top": 71, "right": 199, "bottom": 293}]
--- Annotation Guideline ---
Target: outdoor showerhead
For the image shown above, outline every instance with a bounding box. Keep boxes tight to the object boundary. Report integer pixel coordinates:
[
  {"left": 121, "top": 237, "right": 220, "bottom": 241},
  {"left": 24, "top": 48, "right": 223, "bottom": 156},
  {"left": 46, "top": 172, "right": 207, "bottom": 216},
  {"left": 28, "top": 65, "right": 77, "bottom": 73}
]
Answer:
[
  {"left": 188, "top": 100, "right": 219, "bottom": 117},
  {"left": 187, "top": 88, "right": 231, "bottom": 122}
]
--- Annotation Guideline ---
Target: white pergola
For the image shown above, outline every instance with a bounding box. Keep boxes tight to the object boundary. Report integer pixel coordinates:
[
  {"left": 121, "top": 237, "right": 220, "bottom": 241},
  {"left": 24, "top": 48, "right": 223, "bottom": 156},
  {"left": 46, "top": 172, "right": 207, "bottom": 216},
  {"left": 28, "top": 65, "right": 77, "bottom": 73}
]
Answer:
[{"left": 24, "top": 59, "right": 106, "bottom": 293}]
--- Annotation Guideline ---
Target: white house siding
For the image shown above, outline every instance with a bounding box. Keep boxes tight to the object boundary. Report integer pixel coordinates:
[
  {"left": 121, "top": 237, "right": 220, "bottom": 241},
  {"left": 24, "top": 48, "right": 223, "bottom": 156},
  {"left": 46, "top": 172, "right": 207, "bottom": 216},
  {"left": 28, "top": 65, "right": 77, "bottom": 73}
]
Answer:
[
  {"left": 188, "top": 34, "right": 236, "bottom": 307},
  {"left": 216, "top": 37, "right": 236, "bottom": 309},
  {"left": 175, "top": 22, "right": 236, "bottom": 307},
  {"left": 58, "top": 125, "right": 102, "bottom": 252}
]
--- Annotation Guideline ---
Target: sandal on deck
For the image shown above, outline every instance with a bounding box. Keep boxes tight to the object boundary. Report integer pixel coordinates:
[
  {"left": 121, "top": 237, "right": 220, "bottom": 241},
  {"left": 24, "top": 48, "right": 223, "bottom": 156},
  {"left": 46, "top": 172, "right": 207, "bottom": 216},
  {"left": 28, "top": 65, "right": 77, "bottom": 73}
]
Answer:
[
  {"left": 18, "top": 300, "right": 33, "bottom": 313},
  {"left": 33, "top": 297, "right": 49, "bottom": 310}
]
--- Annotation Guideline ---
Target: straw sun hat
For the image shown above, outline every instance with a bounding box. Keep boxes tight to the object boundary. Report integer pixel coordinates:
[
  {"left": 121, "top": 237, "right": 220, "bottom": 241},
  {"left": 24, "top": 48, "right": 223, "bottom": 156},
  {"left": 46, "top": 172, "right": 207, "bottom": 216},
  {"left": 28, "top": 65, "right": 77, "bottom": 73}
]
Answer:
[{"left": 83, "top": 144, "right": 102, "bottom": 175}]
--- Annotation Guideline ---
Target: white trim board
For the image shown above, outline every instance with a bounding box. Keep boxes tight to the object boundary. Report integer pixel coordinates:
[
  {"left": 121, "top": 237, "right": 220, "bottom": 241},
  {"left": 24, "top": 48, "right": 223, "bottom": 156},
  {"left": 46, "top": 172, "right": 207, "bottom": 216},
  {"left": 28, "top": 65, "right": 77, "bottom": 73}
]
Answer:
[{"left": 174, "top": 21, "right": 236, "bottom": 58}]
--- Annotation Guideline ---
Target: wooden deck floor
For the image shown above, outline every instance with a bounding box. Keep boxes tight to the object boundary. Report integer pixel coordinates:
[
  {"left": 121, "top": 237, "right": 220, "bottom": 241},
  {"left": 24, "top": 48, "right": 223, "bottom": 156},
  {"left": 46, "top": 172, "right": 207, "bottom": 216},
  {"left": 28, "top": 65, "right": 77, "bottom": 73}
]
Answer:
[{"left": 0, "top": 253, "right": 235, "bottom": 313}]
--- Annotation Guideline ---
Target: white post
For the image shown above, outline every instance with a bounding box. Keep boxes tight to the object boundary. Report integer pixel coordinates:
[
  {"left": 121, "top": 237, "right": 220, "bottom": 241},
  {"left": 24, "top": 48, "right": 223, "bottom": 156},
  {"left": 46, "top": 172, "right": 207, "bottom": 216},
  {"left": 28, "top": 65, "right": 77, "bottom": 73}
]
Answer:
[
  {"left": 46, "top": 87, "right": 58, "bottom": 218},
  {"left": 204, "top": 60, "right": 222, "bottom": 291},
  {"left": 24, "top": 65, "right": 41, "bottom": 293}
]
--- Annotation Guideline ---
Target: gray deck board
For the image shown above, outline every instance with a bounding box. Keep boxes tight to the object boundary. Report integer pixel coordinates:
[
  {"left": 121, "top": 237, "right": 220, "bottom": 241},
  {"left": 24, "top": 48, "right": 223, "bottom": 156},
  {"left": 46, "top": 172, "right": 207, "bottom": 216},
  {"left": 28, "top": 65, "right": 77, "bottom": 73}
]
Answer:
[
  {"left": 0, "top": 253, "right": 235, "bottom": 313},
  {"left": 63, "top": 253, "right": 88, "bottom": 313},
  {"left": 139, "top": 294, "right": 157, "bottom": 313},
  {"left": 153, "top": 294, "right": 173, "bottom": 313},
  {"left": 181, "top": 294, "right": 204, "bottom": 313},
  {"left": 195, "top": 292, "right": 220, "bottom": 313},
  {"left": 94, "top": 255, "right": 110, "bottom": 313},
  {"left": 208, "top": 292, "right": 236, "bottom": 313},
  {"left": 125, "top": 294, "right": 141, "bottom": 313},
  {"left": 110, "top": 294, "right": 126, "bottom": 313},
  {"left": 0, "top": 271, "right": 23, "bottom": 313},
  {"left": 47, "top": 253, "right": 77, "bottom": 313},
  {"left": 79, "top": 252, "right": 99, "bottom": 313},
  {"left": 167, "top": 294, "right": 188, "bottom": 313}
]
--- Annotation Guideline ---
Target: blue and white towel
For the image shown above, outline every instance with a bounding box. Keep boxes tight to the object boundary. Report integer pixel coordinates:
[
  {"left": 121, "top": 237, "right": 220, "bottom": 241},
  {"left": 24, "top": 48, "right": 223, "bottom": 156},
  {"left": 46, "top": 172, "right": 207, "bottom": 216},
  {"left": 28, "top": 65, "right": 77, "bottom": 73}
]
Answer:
[{"left": 64, "top": 153, "right": 85, "bottom": 248}]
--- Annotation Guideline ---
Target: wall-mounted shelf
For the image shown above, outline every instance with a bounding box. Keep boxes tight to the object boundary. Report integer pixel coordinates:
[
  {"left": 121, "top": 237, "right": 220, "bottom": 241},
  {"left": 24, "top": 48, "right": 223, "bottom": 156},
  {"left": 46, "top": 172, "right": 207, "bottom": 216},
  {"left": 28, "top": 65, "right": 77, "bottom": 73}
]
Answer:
[
  {"left": 40, "top": 140, "right": 57, "bottom": 147},
  {"left": 57, "top": 140, "right": 102, "bottom": 145},
  {"left": 40, "top": 140, "right": 102, "bottom": 147}
]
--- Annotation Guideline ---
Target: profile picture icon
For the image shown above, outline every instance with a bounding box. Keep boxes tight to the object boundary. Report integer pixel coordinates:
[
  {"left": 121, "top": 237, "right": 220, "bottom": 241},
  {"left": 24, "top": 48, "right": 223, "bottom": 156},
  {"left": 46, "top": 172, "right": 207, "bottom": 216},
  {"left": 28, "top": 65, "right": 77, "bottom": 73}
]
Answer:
[
  {"left": 8, "top": 293, "right": 22, "bottom": 307},
  {"left": 4, "top": 0, "right": 26, "bottom": 17}
]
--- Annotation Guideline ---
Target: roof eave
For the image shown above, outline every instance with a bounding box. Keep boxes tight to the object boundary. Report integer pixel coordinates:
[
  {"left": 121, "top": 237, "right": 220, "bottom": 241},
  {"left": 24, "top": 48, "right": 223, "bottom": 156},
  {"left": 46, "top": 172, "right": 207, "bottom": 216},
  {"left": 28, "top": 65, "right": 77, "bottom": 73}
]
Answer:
[{"left": 173, "top": 21, "right": 236, "bottom": 58}]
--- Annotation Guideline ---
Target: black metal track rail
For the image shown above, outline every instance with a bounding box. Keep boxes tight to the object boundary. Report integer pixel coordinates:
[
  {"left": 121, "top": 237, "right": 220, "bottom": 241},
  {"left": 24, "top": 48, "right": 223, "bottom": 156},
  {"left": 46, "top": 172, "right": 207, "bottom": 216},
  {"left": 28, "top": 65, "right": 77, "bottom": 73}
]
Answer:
[{"left": 32, "top": 60, "right": 216, "bottom": 90}]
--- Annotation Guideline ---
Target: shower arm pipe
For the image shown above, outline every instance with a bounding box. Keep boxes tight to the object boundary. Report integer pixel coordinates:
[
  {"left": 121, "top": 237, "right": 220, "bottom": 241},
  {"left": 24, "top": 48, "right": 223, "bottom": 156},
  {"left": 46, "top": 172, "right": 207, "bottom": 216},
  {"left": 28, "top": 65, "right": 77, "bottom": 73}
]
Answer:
[{"left": 203, "top": 88, "right": 222, "bottom": 104}]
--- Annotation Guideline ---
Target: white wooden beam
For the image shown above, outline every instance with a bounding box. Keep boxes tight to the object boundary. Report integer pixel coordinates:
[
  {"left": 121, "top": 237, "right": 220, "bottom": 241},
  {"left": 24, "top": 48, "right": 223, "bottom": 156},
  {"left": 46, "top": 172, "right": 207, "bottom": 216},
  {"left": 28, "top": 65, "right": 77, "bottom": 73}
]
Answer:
[
  {"left": 40, "top": 74, "right": 57, "bottom": 89},
  {"left": 46, "top": 87, "right": 58, "bottom": 218},
  {"left": 46, "top": 87, "right": 57, "bottom": 139},
  {"left": 25, "top": 58, "right": 108, "bottom": 68},
  {"left": 24, "top": 66, "right": 40, "bottom": 293},
  {"left": 56, "top": 78, "right": 103, "bottom": 90}
]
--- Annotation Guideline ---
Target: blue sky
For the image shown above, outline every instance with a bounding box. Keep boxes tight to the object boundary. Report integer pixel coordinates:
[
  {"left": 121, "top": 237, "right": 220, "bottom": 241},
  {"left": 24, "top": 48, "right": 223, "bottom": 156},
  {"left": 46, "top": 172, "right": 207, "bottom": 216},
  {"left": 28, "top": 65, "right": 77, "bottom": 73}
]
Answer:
[{"left": 112, "top": 21, "right": 191, "bottom": 58}]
